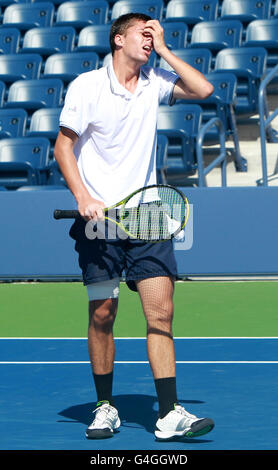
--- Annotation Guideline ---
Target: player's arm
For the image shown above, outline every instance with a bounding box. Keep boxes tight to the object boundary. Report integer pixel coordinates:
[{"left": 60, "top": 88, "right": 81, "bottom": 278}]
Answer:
[
  {"left": 144, "top": 20, "right": 214, "bottom": 100},
  {"left": 54, "top": 127, "right": 105, "bottom": 220}
]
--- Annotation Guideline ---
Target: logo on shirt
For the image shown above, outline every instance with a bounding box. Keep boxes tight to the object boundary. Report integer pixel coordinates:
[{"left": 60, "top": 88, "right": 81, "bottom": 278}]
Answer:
[{"left": 67, "top": 105, "right": 77, "bottom": 113}]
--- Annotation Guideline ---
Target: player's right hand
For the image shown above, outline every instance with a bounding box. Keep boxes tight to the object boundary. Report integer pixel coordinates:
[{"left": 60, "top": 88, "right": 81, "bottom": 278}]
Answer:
[{"left": 78, "top": 197, "right": 105, "bottom": 222}]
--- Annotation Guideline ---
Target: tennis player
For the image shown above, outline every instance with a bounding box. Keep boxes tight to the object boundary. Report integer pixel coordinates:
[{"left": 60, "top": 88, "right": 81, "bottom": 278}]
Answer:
[{"left": 54, "top": 13, "right": 215, "bottom": 440}]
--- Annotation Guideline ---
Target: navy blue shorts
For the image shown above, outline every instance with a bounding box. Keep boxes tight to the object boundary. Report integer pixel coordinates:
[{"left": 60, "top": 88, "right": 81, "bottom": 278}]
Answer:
[{"left": 69, "top": 218, "right": 177, "bottom": 292}]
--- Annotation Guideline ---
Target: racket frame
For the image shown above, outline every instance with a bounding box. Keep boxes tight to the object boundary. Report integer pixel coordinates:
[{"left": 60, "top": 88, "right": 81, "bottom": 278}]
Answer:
[{"left": 53, "top": 184, "right": 189, "bottom": 242}]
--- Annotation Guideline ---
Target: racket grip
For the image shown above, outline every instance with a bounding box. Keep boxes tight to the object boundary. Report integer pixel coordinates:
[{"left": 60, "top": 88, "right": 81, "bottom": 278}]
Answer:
[{"left": 53, "top": 209, "right": 80, "bottom": 219}]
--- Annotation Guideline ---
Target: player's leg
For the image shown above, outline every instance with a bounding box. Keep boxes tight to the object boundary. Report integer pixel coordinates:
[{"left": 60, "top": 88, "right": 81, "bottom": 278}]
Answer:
[
  {"left": 69, "top": 218, "right": 124, "bottom": 438},
  {"left": 86, "top": 279, "right": 121, "bottom": 439},
  {"left": 88, "top": 297, "right": 118, "bottom": 392},
  {"left": 136, "top": 275, "right": 214, "bottom": 440},
  {"left": 136, "top": 275, "right": 177, "bottom": 412}
]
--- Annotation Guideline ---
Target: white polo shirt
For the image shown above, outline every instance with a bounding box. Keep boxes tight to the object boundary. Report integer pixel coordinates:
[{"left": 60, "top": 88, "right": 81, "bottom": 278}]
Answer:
[{"left": 59, "top": 61, "right": 178, "bottom": 207}]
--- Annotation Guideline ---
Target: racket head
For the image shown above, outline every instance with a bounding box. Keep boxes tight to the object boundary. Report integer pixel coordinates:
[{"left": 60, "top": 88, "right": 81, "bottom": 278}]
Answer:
[{"left": 118, "top": 184, "right": 189, "bottom": 242}]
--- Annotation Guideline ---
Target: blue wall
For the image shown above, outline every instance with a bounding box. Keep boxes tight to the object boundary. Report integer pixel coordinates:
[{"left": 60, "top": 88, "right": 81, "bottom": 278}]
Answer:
[{"left": 0, "top": 187, "right": 278, "bottom": 280}]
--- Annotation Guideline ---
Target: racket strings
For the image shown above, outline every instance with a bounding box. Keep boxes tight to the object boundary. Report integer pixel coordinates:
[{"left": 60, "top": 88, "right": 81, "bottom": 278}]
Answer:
[{"left": 120, "top": 186, "right": 187, "bottom": 241}]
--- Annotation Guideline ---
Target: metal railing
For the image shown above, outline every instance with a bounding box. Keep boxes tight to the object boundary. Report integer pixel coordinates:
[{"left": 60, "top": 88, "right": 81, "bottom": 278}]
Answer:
[
  {"left": 196, "top": 117, "right": 227, "bottom": 187},
  {"left": 257, "top": 64, "right": 278, "bottom": 186}
]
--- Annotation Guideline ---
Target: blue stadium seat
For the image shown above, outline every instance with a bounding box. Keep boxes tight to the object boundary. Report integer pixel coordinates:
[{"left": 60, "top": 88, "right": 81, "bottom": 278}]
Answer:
[
  {"left": 27, "top": 107, "right": 61, "bottom": 140},
  {"left": 47, "top": 161, "right": 66, "bottom": 186},
  {"left": 43, "top": 52, "right": 99, "bottom": 82},
  {"left": 6, "top": 78, "right": 64, "bottom": 110},
  {"left": 162, "top": 22, "right": 188, "bottom": 50},
  {"left": 156, "top": 134, "right": 168, "bottom": 184},
  {"left": 55, "top": 1, "right": 109, "bottom": 29},
  {"left": 186, "top": 72, "right": 247, "bottom": 171},
  {"left": 220, "top": 0, "right": 272, "bottom": 23},
  {"left": 0, "top": 136, "right": 50, "bottom": 188},
  {"left": 21, "top": 26, "right": 76, "bottom": 56},
  {"left": 0, "top": 108, "right": 27, "bottom": 138},
  {"left": 111, "top": 0, "right": 164, "bottom": 21},
  {"left": 2, "top": 2, "right": 55, "bottom": 30},
  {"left": 165, "top": 0, "right": 219, "bottom": 25},
  {"left": 160, "top": 48, "right": 212, "bottom": 74},
  {"left": 0, "top": 27, "right": 20, "bottom": 54},
  {"left": 190, "top": 20, "right": 243, "bottom": 54},
  {"left": 157, "top": 104, "right": 203, "bottom": 183},
  {"left": 77, "top": 25, "right": 111, "bottom": 55},
  {"left": 0, "top": 54, "right": 42, "bottom": 83},
  {"left": 215, "top": 46, "right": 267, "bottom": 114},
  {"left": 0, "top": 81, "right": 6, "bottom": 107},
  {"left": 244, "top": 19, "right": 278, "bottom": 71}
]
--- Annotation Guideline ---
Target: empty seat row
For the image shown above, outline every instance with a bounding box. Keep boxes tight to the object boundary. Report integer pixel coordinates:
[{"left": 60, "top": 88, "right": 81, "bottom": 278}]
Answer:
[
  {"left": 1, "top": 18, "right": 278, "bottom": 66},
  {"left": 0, "top": 51, "right": 99, "bottom": 83},
  {"left": 0, "top": 78, "right": 64, "bottom": 109},
  {"left": 0, "top": 45, "right": 270, "bottom": 116},
  {"left": 1, "top": 0, "right": 278, "bottom": 32}
]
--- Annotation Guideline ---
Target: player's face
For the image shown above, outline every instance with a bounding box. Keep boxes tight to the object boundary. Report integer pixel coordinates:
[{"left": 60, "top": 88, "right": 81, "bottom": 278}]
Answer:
[{"left": 121, "top": 20, "right": 153, "bottom": 64}]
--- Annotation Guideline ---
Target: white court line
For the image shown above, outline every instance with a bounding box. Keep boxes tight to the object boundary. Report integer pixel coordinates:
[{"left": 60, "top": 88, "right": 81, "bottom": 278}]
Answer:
[
  {"left": 1, "top": 337, "right": 278, "bottom": 340},
  {"left": 1, "top": 361, "right": 278, "bottom": 365}
]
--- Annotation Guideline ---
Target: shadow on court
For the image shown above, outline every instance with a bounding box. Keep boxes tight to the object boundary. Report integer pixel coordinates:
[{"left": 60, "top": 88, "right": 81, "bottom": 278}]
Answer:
[{"left": 58, "top": 394, "right": 213, "bottom": 444}]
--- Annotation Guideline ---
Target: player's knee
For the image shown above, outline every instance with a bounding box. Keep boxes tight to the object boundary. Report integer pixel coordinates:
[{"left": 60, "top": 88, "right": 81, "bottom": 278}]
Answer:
[
  {"left": 146, "top": 299, "right": 174, "bottom": 328},
  {"left": 89, "top": 298, "right": 117, "bottom": 331}
]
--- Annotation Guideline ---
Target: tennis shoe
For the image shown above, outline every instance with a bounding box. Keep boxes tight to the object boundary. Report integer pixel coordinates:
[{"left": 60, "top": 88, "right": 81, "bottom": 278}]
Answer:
[
  {"left": 155, "top": 404, "right": 214, "bottom": 440},
  {"left": 86, "top": 401, "right": 121, "bottom": 439}
]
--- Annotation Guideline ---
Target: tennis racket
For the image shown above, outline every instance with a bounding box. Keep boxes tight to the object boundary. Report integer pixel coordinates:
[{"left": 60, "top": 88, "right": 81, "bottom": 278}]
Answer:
[{"left": 54, "top": 184, "right": 189, "bottom": 242}]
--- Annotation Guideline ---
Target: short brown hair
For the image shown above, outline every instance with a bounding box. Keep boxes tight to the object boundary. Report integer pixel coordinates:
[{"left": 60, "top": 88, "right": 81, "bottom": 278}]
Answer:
[{"left": 109, "top": 13, "right": 152, "bottom": 55}]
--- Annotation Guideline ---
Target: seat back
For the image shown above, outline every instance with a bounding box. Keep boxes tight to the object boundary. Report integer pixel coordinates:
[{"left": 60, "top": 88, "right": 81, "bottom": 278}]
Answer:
[
  {"left": 7, "top": 78, "right": 64, "bottom": 110},
  {"left": 28, "top": 107, "right": 61, "bottom": 139},
  {"left": 55, "top": 1, "right": 109, "bottom": 28},
  {"left": 190, "top": 20, "right": 243, "bottom": 51},
  {"left": 77, "top": 24, "right": 111, "bottom": 54},
  {"left": 0, "top": 27, "right": 20, "bottom": 54},
  {"left": 43, "top": 52, "right": 99, "bottom": 81},
  {"left": 220, "top": 0, "right": 272, "bottom": 22},
  {"left": 111, "top": 0, "right": 164, "bottom": 21},
  {"left": 22, "top": 26, "right": 76, "bottom": 55},
  {"left": 215, "top": 46, "right": 267, "bottom": 78},
  {"left": 166, "top": 0, "right": 219, "bottom": 24},
  {"left": 245, "top": 18, "right": 278, "bottom": 44},
  {"left": 0, "top": 137, "right": 50, "bottom": 168},
  {"left": 0, "top": 54, "right": 42, "bottom": 83},
  {"left": 162, "top": 22, "right": 188, "bottom": 49},
  {"left": 204, "top": 72, "right": 237, "bottom": 105},
  {"left": 0, "top": 108, "right": 28, "bottom": 138},
  {"left": 158, "top": 104, "right": 202, "bottom": 137},
  {"left": 2, "top": 2, "right": 55, "bottom": 30},
  {"left": 160, "top": 48, "right": 212, "bottom": 74},
  {"left": 215, "top": 47, "right": 267, "bottom": 113}
]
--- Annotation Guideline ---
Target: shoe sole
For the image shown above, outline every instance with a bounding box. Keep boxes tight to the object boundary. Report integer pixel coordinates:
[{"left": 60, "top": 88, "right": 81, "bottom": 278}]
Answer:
[
  {"left": 86, "top": 428, "right": 114, "bottom": 439},
  {"left": 155, "top": 418, "right": 214, "bottom": 441},
  {"left": 86, "top": 418, "right": 121, "bottom": 439}
]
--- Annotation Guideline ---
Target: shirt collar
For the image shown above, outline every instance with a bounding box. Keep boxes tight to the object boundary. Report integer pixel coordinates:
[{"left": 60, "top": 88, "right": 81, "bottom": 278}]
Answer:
[{"left": 107, "top": 61, "right": 150, "bottom": 99}]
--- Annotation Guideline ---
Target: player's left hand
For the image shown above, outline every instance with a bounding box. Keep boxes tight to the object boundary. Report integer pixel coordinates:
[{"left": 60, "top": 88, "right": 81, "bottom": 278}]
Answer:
[{"left": 143, "top": 20, "right": 167, "bottom": 56}]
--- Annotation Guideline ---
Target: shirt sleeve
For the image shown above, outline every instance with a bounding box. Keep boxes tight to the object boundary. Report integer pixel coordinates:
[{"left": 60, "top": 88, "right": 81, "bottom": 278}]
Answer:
[
  {"left": 59, "top": 75, "right": 90, "bottom": 137},
  {"left": 155, "top": 67, "right": 179, "bottom": 106}
]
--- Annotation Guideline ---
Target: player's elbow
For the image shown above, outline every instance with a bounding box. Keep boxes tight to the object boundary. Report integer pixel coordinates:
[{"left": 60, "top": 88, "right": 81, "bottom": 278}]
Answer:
[{"left": 199, "top": 81, "right": 214, "bottom": 100}]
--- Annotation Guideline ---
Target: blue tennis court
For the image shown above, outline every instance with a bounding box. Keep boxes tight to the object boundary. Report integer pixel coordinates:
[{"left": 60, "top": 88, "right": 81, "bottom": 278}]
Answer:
[{"left": 0, "top": 337, "right": 277, "bottom": 450}]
